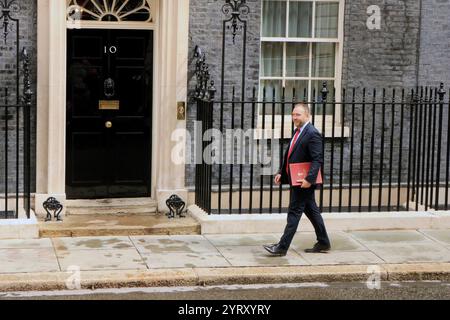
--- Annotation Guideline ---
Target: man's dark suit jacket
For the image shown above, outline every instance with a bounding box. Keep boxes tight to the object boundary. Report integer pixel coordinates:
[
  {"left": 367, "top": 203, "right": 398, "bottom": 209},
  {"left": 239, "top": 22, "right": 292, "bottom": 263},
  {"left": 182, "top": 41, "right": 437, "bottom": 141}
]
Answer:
[{"left": 279, "top": 122, "right": 323, "bottom": 186}]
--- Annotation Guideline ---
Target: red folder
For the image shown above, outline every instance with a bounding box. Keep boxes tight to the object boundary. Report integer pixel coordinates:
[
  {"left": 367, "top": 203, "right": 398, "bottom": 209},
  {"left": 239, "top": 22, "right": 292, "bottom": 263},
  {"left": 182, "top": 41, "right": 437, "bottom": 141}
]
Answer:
[{"left": 289, "top": 162, "right": 323, "bottom": 186}]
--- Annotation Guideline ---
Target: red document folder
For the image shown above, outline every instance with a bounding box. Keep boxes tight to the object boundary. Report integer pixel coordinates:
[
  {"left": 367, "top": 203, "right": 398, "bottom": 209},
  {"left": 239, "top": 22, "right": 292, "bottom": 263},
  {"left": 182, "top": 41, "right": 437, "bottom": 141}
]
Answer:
[{"left": 289, "top": 162, "right": 323, "bottom": 186}]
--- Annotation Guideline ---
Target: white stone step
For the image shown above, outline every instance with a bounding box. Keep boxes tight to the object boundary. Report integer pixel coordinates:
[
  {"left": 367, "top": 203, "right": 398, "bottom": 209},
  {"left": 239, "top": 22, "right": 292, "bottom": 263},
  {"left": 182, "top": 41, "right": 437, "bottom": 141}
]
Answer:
[{"left": 66, "top": 198, "right": 158, "bottom": 216}]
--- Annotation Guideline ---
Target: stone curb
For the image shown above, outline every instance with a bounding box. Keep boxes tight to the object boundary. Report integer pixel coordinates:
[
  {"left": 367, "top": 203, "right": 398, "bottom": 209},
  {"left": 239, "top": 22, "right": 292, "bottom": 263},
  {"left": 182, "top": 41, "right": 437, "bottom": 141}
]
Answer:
[{"left": 0, "top": 263, "right": 449, "bottom": 292}]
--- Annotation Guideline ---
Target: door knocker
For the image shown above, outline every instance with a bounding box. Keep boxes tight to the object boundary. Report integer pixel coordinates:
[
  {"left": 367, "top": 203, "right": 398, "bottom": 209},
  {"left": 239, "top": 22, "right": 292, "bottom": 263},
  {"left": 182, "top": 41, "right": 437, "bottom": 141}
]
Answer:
[{"left": 104, "top": 78, "right": 115, "bottom": 98}]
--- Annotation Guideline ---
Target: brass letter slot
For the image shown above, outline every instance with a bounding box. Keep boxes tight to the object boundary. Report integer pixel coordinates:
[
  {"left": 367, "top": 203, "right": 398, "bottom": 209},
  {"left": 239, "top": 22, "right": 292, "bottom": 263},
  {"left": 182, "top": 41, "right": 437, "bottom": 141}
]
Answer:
[{"left": 99, "top": 100, "right": 120, "bottom": 110}]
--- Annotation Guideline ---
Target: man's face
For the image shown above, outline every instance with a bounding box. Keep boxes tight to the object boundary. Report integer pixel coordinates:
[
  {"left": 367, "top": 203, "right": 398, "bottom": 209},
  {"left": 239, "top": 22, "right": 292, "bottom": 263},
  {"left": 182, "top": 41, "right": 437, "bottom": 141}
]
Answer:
[{"left": 292, "top": 106, "right": 309, "bottom": 128}]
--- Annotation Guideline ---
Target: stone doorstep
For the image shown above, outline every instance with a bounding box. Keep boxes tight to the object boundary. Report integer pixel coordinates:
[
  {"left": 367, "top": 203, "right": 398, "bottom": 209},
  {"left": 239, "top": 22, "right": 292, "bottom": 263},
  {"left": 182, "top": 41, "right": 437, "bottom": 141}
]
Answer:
[
  {"left": 188, "top": 205, "right": 450, "bottom": 234},
  {"left": 38, "top": 214, "right": 201, "bottom": 238},
  {"left": 66, "top": 198, "right": 158, "bottom": 207},
  {"left": 65, "top": 198, "right": 159, "bottom": 216},
  {"left": 0, "top": 263, "right": 449, "bottom": 292}
]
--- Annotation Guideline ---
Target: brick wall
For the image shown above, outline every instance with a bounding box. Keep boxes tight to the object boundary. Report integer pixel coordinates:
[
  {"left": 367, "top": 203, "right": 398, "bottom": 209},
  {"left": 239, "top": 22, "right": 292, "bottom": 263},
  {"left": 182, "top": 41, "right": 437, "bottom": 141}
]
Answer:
[
  {"left": 1, "top": 0, "right": 447, "bottom": 202},
  {"left": 418, "top": 0, "right": 450, "bottom": 169},
  {"left": 186, "top": 0, "right": 262, "bottom": 187},
  {"left": 418, "top": 0, "right": 450, "bottom": 87},
  {"left": 338, "top": 0, "right": 421, "bottom": 191},
  {"left": 186, "top": 0, "right": 428, "bottom": 186},
  {"left": 342, "top": 0, "right": 421, "bottom": 88}
]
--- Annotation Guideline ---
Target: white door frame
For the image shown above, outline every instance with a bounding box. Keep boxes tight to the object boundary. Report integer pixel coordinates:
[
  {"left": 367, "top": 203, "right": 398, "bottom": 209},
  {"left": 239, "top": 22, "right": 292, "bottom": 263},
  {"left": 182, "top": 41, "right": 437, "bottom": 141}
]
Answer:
[{"left": 35, "top": 0, "right": 190, "bottom": 216}]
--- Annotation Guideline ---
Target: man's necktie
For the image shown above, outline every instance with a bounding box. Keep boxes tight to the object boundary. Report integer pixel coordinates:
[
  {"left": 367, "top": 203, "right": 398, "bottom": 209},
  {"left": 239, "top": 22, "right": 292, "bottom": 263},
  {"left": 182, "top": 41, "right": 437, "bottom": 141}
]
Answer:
[{"left": 286, "top": 129, "right": 300, "bottom": 175}]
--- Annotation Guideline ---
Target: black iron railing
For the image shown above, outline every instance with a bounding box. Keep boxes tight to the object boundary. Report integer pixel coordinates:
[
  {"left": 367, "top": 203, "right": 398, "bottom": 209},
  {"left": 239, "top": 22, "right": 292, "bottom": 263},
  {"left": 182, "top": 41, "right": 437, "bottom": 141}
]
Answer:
[
  {"left": 0, "top": 0, "right": 33, "bottom": 219},
  {"left": 0, "top": 50, "right": 32, "bottom": 219},
  {"left": 194, "top": 82, "right": 450, "bottom": 215},
  {"left": 0, "top": 0, "right": 32, "bottom": 219}
]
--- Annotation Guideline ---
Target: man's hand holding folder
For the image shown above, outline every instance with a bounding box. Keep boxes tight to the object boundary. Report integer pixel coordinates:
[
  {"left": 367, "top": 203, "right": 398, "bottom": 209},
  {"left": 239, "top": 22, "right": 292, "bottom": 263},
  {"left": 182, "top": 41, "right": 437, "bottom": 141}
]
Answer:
[{"left": 289, "top": 162, "right": 323, "bottom": 188}]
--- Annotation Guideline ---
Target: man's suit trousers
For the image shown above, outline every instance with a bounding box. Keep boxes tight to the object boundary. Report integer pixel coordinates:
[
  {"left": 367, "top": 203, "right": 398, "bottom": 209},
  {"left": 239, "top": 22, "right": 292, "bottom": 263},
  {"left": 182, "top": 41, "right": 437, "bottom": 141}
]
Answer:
[{"left": 278, "top": 187, "right": 330, "bottom": 250}]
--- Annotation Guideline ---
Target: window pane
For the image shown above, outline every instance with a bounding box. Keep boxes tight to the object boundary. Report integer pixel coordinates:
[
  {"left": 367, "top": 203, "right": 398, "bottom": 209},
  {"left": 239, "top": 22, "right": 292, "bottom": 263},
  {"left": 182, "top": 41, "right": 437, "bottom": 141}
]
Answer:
[
  {"left": 312, "top": 43, "right": 335, "bottom": 78},
  {"left": 260, "top": 80, "right": 283, "bottom": 101},
  {"left": 260, "top": 80, "right": 283, "bottom": 115},
  {"left": 285, "top": 80, "right": 309, "bottom": 102},
  {"left": 315, "top": 2, "right": 339, "bottom": 38},
  {"left": 261, "top": 42, "right": 283, "bottom": 77},
  {"left": 262, "top": 0, "right": 287, "bottom": 37},
  {"left": 311, "top": 80, "right": 335, "bottom": 115},
  {"left": 286, "top": 43, "right": 309, "bottom": 77},
  {"left": 288, "top": 1, "right": 312, "bottom": 37}
]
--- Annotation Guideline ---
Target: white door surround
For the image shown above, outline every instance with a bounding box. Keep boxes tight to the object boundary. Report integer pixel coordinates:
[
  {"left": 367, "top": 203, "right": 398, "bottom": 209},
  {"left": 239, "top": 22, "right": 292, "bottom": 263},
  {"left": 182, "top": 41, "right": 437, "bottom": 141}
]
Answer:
[{"left": 35, "top": 0, "right": 190, "bottom": 216}]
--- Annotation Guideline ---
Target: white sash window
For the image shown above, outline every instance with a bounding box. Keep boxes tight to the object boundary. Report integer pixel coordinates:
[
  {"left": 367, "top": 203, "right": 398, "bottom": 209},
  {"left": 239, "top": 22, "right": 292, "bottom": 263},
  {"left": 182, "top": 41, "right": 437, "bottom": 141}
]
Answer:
[
  {"left": 258, "top": 0, "right": 347, "bottom": 138},
  {"left": 260, "top": 0, "right": 344, "bottom": 115}
]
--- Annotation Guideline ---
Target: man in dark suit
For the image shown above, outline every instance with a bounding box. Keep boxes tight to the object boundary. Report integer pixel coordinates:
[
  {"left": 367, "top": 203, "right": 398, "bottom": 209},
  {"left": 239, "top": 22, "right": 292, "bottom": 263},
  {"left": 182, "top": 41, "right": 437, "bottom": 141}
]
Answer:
[{"left": 264, "top": 103, "right": 331, "bottom": 256}]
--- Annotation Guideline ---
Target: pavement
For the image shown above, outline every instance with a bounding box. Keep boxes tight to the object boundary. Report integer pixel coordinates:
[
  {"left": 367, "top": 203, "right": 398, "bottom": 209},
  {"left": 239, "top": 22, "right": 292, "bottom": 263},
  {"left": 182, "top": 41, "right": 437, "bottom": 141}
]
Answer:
[{"left": 0, "top": 229, "right": 450, "bottom": 292}]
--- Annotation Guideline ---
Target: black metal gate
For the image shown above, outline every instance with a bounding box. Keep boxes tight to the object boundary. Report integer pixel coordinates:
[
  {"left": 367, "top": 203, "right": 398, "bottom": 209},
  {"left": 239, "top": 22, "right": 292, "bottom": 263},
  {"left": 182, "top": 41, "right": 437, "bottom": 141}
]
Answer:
[
  {"left": 0, "top": 0, "right": 33, "bottom": 219},
  {"left": 193, "top": 1, "right": 450, "bottom": 215}
]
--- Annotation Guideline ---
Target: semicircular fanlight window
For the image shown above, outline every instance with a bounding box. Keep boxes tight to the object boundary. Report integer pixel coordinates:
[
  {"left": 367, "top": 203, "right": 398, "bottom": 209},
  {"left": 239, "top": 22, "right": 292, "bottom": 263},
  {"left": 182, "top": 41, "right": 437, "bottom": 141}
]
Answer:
[{"left": 67, "top": 0, "right": 154, "bottom": 23}]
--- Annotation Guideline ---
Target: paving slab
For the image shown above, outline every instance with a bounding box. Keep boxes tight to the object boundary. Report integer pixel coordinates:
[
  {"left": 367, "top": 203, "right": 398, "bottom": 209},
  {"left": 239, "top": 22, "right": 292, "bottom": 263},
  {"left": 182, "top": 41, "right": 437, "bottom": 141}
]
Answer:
[
  {"left": 204, "top": 234, "right": 280, "bottom": 247},
  {"left": 131, "top": 235, "right": 219, "bottom": 254},
  {"left": 291, "top": 232, "right": 369, "bottom": 252},
  {"left": 298, "top": 251, "right": 385, "bottom": 265},
  {"left": 348, "top": 230, "right": 450, "bottom": 264},
  {"left": 0, "top": 248, "right": 59, "bottom": 274},
  {"left": 419, "top": 230, "right": 450, "bottom": 247},
  {"left": 141, "top": 252, "right": 231, "bottom": 269},
  {"left": 56, "top": 249, "right": 147, "bottom": 271},
  {"left": 349, "top": 230, "right": 430, "bottom": 244},
  {"left": 216, "top": 246, "right": 309, "bottom": 267},
  {"left": 364, "top": 243, "right": 450, "bottom": 264},
  {"left": 0, "top": 238, "right": 53, "bottom": 249},
  {"left": 52, "top": 236, "right": 134, "bottom": 251}
]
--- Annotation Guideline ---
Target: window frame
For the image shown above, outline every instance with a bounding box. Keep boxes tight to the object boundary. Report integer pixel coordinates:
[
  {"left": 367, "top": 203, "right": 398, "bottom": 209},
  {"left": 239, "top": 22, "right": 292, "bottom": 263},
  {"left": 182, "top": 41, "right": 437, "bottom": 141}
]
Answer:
[
  {"left": 258, "top": 0, "right": 346, "bottom": 138},
  {"left": 66, "top": 0, "right": 158, "bottom": 29}
]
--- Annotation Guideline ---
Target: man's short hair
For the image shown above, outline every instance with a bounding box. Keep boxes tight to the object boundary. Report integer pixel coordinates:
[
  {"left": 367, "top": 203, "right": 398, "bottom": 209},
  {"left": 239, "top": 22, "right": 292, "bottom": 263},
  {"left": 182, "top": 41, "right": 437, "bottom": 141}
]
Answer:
[{"left": 293, "top": 103, "right": 310, "bottom": 115}]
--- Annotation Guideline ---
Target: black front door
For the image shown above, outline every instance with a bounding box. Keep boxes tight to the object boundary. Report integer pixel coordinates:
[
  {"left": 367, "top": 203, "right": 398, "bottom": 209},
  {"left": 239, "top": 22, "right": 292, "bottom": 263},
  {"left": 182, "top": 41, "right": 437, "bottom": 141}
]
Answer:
[{"left": 66, "top": 29, "right": 153, "bottom": 199}]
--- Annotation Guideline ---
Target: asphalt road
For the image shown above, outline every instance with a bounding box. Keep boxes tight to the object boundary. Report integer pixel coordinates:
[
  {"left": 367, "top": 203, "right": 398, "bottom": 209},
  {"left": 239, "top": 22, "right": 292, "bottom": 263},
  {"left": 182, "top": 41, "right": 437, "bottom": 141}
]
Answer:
[{"left": 1, "top": 282, "right": 449, "bottom": 300}]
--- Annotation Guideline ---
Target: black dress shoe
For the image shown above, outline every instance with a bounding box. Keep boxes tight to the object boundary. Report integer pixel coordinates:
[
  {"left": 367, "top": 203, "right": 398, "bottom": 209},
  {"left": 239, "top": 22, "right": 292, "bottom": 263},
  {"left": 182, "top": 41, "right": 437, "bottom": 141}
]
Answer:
[
  {"left": 263, "top": 244, "right": 288, "bottom": 256},
  {"left": 304, "top": 242, "right": 331, "bottom": 253}
]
